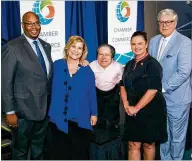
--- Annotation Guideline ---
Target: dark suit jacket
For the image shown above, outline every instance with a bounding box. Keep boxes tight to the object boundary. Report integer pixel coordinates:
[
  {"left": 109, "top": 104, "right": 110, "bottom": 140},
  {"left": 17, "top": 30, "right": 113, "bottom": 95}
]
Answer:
[{"left": 1, "top": 35, "right": 53, "bottom": 121}]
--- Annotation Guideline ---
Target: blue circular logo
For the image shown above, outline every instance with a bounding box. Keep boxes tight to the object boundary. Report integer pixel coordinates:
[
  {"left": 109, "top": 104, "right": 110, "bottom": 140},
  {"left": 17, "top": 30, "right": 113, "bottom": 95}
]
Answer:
[
  {"left": 32, "top": 0, "right": 55, "bottom": 25},
  {"left": 116, "top": 1, "right": 131, "bottom": 22}
]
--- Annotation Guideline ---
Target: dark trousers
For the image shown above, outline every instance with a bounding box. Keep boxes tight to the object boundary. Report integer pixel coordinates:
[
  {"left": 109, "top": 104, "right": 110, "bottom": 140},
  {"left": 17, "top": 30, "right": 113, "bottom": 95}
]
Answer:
[
  {"left": 11, "top": 117, "right": 49, "bottom": 160},
  {"left": 44, "top": 121, "right": 92, "bottom": 160}
]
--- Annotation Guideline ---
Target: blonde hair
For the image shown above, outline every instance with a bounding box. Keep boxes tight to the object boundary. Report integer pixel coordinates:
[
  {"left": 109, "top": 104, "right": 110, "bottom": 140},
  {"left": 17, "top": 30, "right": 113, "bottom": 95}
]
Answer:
[
  {"left": 157, "top": 9, "right": 178, "bottom": 23},
  {"left": 64, "top": 36, "right": 88, "bottom": 63}
]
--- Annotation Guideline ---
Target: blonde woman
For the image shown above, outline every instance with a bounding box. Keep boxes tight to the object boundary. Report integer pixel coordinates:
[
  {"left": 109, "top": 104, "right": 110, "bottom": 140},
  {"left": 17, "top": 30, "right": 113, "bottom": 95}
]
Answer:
[{"left": 46, "top": 36, "right": 97, "bottom": 160}]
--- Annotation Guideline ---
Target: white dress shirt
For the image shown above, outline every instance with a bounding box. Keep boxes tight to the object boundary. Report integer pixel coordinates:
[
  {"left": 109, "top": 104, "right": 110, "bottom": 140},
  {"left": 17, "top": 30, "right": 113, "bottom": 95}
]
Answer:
[
  {"left": 158, "top": 30, "right": 175, "bottom": 93},
  {"left": 157, "top": 30, "right": 175, "bottom": 61}
]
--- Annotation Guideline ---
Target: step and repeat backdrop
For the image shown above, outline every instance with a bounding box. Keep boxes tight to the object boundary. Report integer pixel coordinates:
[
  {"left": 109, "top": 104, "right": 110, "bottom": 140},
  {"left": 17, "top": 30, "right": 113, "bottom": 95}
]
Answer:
[
  {"left": 108, "top": 1, "right": 137, "bottom": 65},
  {"left": 20, "top": 1, "right": 65, "bottom": 61},
  {"left": 20, "top": 0, "right": 138, "bottom": 64}
]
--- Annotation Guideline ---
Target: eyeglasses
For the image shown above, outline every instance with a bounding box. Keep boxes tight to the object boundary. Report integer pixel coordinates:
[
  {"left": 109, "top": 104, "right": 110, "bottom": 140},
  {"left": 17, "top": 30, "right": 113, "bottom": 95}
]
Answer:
[
  {"left": 158, "top": 20, "right": 174, "bottom": 26},
  {"left": 23, "top": 21, "right": 41, "bottom": 27}
]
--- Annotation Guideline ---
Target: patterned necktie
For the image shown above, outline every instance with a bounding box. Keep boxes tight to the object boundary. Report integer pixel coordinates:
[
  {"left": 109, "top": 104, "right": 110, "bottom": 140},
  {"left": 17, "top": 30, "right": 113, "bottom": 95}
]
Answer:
[
  {"left": 157, "top": 38, "right": 166, "bottom": 61},
  {"left": 33, "top": 41, "right": 47, "bottom": 75}
]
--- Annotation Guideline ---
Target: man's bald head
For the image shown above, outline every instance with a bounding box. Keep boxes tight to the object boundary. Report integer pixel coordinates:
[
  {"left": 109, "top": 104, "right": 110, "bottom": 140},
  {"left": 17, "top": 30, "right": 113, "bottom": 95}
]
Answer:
[{"left": 22, "top": 11, "right": 39, "bottom": 23}]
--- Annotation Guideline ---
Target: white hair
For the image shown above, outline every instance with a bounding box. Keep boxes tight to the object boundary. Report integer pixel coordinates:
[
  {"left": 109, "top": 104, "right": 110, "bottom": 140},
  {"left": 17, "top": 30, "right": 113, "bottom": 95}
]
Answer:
[{"left": 157, "top": 9, "right": 178, "bottom": 23}]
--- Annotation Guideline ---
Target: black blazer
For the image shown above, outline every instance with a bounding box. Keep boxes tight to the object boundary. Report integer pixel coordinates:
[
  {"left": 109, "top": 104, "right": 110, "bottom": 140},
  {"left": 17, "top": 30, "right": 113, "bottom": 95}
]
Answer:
[{"left": 1, "top": 35, "right": 53, "bottom": 121}]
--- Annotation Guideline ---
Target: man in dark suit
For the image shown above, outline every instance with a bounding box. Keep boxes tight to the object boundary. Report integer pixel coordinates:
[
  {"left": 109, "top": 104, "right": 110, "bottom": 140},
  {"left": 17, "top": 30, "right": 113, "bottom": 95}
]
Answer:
[{"left": 1, "top": 11, "right": 53, "bottom": 159}]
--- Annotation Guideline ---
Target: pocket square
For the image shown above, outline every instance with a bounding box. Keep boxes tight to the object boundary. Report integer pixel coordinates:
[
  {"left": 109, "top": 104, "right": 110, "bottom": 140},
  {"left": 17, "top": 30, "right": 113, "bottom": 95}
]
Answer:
[{"left": 166, "top": 55, "right": 172, "bottom": 58}]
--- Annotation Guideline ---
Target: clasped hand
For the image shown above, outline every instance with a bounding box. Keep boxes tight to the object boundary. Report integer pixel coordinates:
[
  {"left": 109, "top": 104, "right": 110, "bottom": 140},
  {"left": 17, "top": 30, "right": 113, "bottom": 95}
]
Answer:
[{"left": 124, "top": 105, "right": 139, "bottom": 116}]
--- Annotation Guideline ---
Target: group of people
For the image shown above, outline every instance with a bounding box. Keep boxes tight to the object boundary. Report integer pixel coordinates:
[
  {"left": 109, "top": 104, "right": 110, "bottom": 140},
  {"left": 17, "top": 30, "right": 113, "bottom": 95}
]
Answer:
[{"left": 2, "top": 8, "right": 191, "bottom": 160}]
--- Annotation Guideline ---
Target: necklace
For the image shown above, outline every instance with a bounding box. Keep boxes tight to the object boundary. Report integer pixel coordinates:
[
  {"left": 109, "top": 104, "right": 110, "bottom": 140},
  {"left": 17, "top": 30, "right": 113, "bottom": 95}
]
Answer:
[
  {"left": 133, "top": 53, "right": 148, "bottom": 70},
  {"left": 135, "top": 53, "right": 148, "bottom": 63}
]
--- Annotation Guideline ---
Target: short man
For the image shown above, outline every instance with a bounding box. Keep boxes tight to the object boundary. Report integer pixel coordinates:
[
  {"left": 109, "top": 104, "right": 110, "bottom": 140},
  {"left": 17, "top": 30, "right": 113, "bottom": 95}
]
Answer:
[
  {"left": 149, "top": 9, "right": 192, "bottom": 160},
  {"left": 90, "top": 44, "right": 124, "bottom": 128},
  {"left": 2, "top": 11, "right": 53, "bottom": 159}
]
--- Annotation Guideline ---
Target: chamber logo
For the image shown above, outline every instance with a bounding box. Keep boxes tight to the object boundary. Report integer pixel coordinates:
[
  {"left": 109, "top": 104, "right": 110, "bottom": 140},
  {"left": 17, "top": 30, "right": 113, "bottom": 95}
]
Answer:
[
  {"left": 32, "top": 0, "right": 55, "bottom": 25},
  {"left": 116, "top": 1, "right": 130, "bottom": 22}
]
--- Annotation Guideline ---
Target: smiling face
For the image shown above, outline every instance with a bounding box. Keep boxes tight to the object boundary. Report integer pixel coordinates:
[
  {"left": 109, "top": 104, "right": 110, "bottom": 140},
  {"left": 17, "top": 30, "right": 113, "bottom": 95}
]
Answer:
[
  {"left": 22, "top": 12, "right": 41, "bottom": 40},
  {"left": 64, "top": 36, "right": 88, "bottom": 62},
  {"left": 68, "top": 42, "right": 84, "bottom": 61},
  {"left": 97, "top": 46, "right": 113, "bottom": 69},
  {"left": 157, "top": 9, "right": 178, "bottom": 38},
  {"left": 158, "top": 14, "right": 177, "bottom": 38},
  {"left": 131, "top": 35, "right": 148, "bottom": 57}
]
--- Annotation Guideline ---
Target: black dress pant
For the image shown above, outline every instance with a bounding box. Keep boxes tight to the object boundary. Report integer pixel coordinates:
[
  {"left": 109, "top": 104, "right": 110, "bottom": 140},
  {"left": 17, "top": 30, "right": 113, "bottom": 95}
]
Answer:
[
  {"left": 44, "top": 121, "right": 92, "bottom": 160},
  {"left": 11, "top": 117, "right": 49, "bottom": 160}
]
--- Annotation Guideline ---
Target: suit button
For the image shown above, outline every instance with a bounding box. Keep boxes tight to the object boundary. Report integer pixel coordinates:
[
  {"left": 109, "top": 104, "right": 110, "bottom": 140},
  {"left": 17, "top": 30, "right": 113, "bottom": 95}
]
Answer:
[
  {"left": 64, "top": 118, "right": 68, "bottom": 122},
  {"left": 65, "top": 94, "right": 69, "bottom": 98},
  {"left": 64, "top": 99, "right": 68, "bottom": 103},
  {"left": 64, "top": 81, "right": 68, "bottom": 85},
  {"left": 65, "top": 107, "right": 68, "bottom": 110},
  {"left": 68, "top": 86, "right": 72, "bottom": 90},
  {"left": 63, "top": 111, "right": 67, "bottom": 115}
]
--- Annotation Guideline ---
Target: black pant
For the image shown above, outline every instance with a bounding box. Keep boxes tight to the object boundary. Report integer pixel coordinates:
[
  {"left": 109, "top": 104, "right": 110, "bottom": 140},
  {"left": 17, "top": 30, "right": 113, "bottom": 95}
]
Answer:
[
  {"left": 11, "top": 117, "right": 49, "bottom": 160},
  {"left": 44, "top": 121, "right": 92, "bottom": 160}
]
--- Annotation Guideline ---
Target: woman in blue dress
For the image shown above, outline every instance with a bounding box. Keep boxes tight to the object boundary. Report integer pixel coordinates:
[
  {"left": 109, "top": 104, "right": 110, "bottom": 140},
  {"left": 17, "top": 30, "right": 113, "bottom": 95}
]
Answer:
[{"left": 45, "top": 36, "right": 98, "bottom": 160}]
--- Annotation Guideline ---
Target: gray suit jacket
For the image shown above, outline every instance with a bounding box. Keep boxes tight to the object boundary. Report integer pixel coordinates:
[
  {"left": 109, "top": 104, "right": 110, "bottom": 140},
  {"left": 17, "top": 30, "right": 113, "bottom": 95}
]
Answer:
[
  {"left": 1, "top": 35, "right": 53, "bottom": 121},
  {"left": 149, "top": 31, "right": 192, "bottom": 106}
]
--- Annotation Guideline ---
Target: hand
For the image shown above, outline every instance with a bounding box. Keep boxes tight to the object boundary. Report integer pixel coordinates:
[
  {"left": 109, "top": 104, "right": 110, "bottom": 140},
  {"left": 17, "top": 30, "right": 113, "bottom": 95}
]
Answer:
[
  {"left": 6, "top": 114, "right": 18, "bottom": 128},
  {"left": 127, "top": 106, "right": 139, "bottom": 116},
  {"left": 80, "top": 60, "right": 89, "bottom": 66},
  {"left": 90, "top": 115, "right": 97, "bottom": 126},
  {"left": 124, "top": 105, "right": 130, "bottom": 114}
]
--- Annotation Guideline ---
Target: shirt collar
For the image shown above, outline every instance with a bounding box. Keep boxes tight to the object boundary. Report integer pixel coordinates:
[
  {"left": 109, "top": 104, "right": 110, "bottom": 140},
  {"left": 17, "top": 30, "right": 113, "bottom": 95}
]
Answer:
[
  {"left": 23, "top": 33, "right": 40, "bottom": 45},
  {"left": 134, "top": 54, "right": 150, "bottom": 64}
]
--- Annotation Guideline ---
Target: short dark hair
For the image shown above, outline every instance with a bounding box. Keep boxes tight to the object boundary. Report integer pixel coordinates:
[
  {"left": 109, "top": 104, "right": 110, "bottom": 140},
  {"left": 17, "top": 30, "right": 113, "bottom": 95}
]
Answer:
[
  {"left": 131, "top": 31, "right": 148, "bottom": 42},
  {"left": 97, "top": 44, "right": 116, "bottom": 58}
]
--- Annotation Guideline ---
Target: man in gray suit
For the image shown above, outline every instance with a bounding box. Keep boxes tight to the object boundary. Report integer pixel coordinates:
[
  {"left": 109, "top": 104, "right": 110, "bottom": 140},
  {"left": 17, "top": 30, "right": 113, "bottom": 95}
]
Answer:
[
  {"left": 149, "top": 9, "right": 192, "bottom": 160},
  {"left": 2, "top": 11, "right": 53, "bottom": 159}
]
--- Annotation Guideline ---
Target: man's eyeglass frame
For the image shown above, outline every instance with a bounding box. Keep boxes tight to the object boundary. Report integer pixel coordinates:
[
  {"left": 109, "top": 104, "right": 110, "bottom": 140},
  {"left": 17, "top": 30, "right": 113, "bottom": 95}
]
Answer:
[
  {"left": 22, "top": 21, "right": 41, "bottom": 27},
  {"left": 158, "top": 20, "right": 174, "bottom": 26}
]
